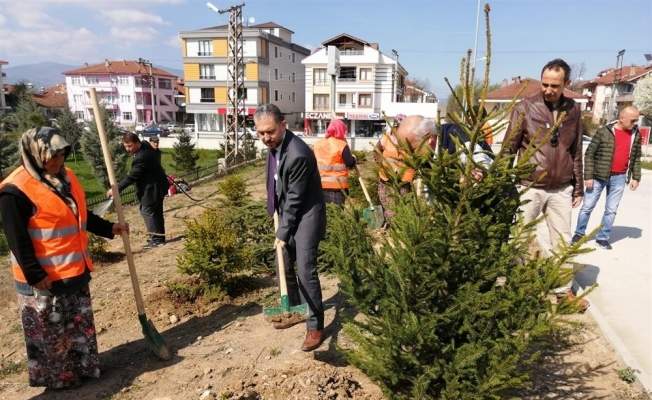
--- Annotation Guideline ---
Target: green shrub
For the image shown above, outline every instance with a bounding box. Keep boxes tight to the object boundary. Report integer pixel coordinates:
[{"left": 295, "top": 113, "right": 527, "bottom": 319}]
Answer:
[
  {"left": 218, "top": 175, "right": 249, "bottom": 206},
  {"left": 87, "top": 233, "right": 109, "bottom": 257},
  {"left": 352, "top": 150, "right": 368, "bottom": 163}
]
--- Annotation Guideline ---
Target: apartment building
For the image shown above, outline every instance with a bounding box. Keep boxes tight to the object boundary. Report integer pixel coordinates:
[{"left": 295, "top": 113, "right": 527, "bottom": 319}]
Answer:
[
  {"left": 179, "top": 22, "right": 309, "bottom": 133},
  {"left": 63, "top": 60, "right": 178, "bottom": 126},
  {"left": 302, "top": 33, "right": 412, "bottom": 136}
]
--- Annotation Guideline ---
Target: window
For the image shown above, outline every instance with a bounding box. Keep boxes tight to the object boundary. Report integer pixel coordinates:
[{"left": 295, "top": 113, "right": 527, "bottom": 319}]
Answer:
[
  {"left": 238, "top": 88, "right": 247, "bottom": 100},
  {"left": 198, "top": 40, "right": 212, "bottom": 56},
  {"left": 73, "top": 94, "right": 83, "bottom": 103},
  {"left": 274, "top": 90, "right": 279, "bottom": 101},
  {"left": 118, "top": 76, "right": 129, "bottom": 85},
  {"left": 359, "top": 68, "right": 372, "bottom": 81},
  {"left": 339, "top": 67, "right": 356, "bottom": 81},
  {"left": 292, "top": 92, "right": 296, "bottom": 103},
  {"left": 274, "top": 46, "right": 278, "bottom": 58},
  {"left": 275, "top": 68, "right": 279, "bottom": 80},
  {"left": 313, "top": 68, "right": 327, "bottom": 85},
  {"left": 71, "top": 77, "right": 81, "bottom": 85},
  {"left": 104, "top": 95, "right": 117, "bottom": 104},
  {"left": 200, "top": 88, "right": 215, "bottom": 103},
  {"left": 85, "top": 77, "right": 99, "bottom": 85},
  {"left": 313, "top": 94, "right": 329, "bottom": 110},
  {"left": 339, "top": 94, "right": 346, "bottom": 104},
  {"left": 75, "top": 111, "right": 84, "bottom": 119},
  {"left": 279, "top": 51, "right": 283, "bottom": 58},
  {"left": 123, "top": 112, "right": 133, "bottom": 121},
  {"left": 358, "top": 94, "right": 372, "bottom": 107},
  {"left": 106, "top": 111, "right": 116, "bottom": 120},
  {"left": 292, "top": 53, "right": 295, "bottom": 63},
  {"left": 291, "top": 72, "right": 295, "bottom": 83},
  {"left": 200, "top": 64, "right": 215, "bottom": 79},
  {"left": 121, "top": 95, "right": 131, "bottom": 103},
  {"left": 159, "top": 79, "right": 172, "bottom": 89}
]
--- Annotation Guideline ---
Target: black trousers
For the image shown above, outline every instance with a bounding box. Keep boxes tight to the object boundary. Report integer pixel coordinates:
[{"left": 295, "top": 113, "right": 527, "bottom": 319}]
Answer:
[{"left": 140, "top": 200, "right": 165, "bottom": 243}]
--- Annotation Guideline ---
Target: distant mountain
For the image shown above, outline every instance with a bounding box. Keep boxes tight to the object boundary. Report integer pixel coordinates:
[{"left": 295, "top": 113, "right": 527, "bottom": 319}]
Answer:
[
  {"left": 3, "top": 62, "right": 77, "bottom": 89},
  {"left": 3, "top": 62, "right": 184, "bottom": 89}
]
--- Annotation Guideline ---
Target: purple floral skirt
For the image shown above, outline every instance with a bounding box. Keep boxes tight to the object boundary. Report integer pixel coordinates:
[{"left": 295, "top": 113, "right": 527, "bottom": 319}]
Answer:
[{"left": 18, "top": 285, "right": 100, "bottom": 389}]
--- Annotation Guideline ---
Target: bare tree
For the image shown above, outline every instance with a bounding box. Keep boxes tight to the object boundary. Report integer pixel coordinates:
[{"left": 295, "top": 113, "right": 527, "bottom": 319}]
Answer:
[{"left": 569, "top": 62, "right": 588, "bottom": 92}]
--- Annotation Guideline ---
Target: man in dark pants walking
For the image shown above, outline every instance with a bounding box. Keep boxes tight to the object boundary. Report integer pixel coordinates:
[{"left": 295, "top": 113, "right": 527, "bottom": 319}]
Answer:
[
  {"left": 255, "top": 103, "right": 327, "bottom": 352},
  {"left": 107, "top": 132, "right": 168, "bottom": 249}
]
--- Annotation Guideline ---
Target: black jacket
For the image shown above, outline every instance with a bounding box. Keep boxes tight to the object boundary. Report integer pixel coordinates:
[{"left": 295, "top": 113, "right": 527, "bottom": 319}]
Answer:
[{"left": 118, "top": 141, "right": 168, "bottom": 206}]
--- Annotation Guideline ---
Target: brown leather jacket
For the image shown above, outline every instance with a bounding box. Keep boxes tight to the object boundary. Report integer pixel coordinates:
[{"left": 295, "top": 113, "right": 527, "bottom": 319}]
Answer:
[{"left": 505, "top": 93, "right": 584, "bottom": 198}]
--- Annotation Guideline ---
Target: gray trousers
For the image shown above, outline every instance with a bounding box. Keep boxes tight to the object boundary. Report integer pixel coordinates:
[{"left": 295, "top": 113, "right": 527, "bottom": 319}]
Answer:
[
  {"left": 275, "top": 237, "right": 324, "bottom": 330},
  {"left": 140, "top": 200, "right": 165, "bottom": 244}
]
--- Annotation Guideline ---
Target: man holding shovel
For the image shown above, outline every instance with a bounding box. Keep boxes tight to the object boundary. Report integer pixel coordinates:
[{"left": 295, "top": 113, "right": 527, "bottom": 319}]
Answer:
[{"left": 255, "top": 104, "right": 327, "bottom": 352}]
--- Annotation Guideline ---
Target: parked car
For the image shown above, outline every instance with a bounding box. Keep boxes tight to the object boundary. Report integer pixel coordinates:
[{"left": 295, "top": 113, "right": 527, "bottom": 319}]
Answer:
[
  {"left": 166, "top": 122, "right": 178, "bottom": 130},
  {"left": 141, "top": 126, "right": 170, "bottom": 138},
  {"left": 183, "top": 124, "right": 195, "bottom": 133}
]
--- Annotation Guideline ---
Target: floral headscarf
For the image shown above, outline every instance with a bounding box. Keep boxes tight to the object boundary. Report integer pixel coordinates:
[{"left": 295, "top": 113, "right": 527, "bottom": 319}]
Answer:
[{"left": 19, "top": 127, "right": 76, "bottom": 215}]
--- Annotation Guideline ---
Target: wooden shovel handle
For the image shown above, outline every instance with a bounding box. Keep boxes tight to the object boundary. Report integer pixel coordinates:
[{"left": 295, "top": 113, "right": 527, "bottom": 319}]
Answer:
[
  {"left": 354, "top": 165, "right": 374, "bottom": 207},
  {"left": 273, "top": 212, "right": 289, "bottom": 298},
  {"left": 89, "top": 88, "right": 146, "bottom": 316}
]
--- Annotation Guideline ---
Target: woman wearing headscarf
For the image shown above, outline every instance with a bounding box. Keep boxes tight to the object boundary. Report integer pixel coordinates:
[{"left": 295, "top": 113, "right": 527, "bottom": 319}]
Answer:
[
  {"left": 312, "top": 119, "right": 356, "bottom": 206},
  {"left": 0, "top": 127, "right": 128, "bottom": 389}
]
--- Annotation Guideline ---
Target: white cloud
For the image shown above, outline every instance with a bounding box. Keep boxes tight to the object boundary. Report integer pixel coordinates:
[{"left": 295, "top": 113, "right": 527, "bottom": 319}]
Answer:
[
  {"left": 110, "top": 26, "right": 158, "bottom": 42},
  {"left": 165, "top": 35, "right": 182, "bottom": 48},
  {"left": 101, "top": 9, "right": 168, "bottom": 26},
  {"left": 0, "top": 27, "right": 100, "bottom": 62},
  {"left": 0, "top": 14, "right": 6, "bottom": 26}
]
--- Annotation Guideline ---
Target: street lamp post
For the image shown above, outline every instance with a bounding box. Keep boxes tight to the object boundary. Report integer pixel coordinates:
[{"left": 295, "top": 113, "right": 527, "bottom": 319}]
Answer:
[{"left": 472, "top": 0, "right": 482, "bottom": 71}]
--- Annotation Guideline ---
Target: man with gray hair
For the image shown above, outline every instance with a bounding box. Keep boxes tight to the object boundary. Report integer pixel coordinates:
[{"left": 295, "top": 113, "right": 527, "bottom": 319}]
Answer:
[{"left": 374, "top": 115, "right": 437, "bottom": 220}]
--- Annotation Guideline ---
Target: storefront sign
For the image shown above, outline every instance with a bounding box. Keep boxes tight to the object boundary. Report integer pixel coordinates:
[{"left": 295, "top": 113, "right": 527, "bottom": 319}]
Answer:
[
  {"left": 347, "top": 113, "right": 380, "bottom": 120},
  {"left": 305, "top": 112, "right": 332, "bottom": 119}
]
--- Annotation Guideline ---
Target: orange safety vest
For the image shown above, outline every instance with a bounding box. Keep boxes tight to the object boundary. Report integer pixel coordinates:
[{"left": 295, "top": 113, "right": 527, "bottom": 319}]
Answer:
[
  {"left": 0, "top": 166, "right": 93, "bottom": 284},
  {"left": 378, "top": 133, "right": 415, "bottom": 183},
  {"left": 313, "top": 137, "right": 350, "bottom": 190}
]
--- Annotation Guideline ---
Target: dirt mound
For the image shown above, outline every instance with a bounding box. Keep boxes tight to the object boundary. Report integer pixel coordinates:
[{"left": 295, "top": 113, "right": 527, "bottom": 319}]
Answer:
[{"left": 220, "top": 363, "right": 384, "bottom": 400}]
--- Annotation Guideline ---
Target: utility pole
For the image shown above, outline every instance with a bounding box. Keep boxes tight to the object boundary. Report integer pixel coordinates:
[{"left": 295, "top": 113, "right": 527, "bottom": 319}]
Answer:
[
  {"left": 607, "top": 49, "right": 625, "bottom": 122},
  {"left": 138, "top": 58, "right": 156, "bottom": 125},
  {"left": 208, "top": 2, "right": 246, "bottom": 165}
]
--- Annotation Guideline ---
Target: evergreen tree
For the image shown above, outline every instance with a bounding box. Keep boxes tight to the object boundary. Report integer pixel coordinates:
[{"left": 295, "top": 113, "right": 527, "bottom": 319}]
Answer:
[
  {"left": 171, "top": 130, "right": 200, "bottom": 174},
  {"left": 0, "top": 129, "right": 19, "bottom": 176},
  {"left": 55, "top": 108, "right": 84, "bottom": 162},
  {"left": 80, "top": 108, "right": 128, "bottom": 189},
  {"left": 327, "top": 5, "right": 590, "bottom": 399},
  {"left": 3, "top": 98, "right": 48, "bottom": 133}
]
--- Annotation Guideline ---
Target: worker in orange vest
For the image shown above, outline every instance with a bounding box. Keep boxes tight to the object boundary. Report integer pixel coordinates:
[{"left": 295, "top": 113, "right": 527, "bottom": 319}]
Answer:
[
  {"left": 313, "top": 119, "right": 356, "bottom": 206},
  {"left": 374, "top": 115, "right": 437, "bottom": 221}
]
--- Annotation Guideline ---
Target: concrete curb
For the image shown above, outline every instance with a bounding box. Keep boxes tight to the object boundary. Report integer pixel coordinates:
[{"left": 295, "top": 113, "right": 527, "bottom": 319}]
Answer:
[{"left": 579, "top": 288, "right": 652, "bottom": 391}]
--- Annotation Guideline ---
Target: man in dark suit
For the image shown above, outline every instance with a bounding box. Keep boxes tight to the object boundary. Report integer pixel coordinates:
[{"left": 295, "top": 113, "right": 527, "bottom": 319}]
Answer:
[
  {"left": 255, "top": 104, "right": 327, "bottom": 352},
  {"left": 107, "top": 132, "right": 168, "bottom": 249}
]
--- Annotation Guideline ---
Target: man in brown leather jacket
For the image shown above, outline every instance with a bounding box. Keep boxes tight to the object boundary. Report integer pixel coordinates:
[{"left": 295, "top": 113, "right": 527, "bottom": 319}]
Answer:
[{"left": 505, "top": 58, "right": 587, "bottom": 310}]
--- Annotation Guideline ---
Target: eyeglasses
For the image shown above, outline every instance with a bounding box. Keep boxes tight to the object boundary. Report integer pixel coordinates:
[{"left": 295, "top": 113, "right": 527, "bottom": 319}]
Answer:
[
  {"left": 546, "top": 123, "right": 561, "bottom": 148},
  {"left": 629, "top": 119, "right": 639, "bottom": 124}
]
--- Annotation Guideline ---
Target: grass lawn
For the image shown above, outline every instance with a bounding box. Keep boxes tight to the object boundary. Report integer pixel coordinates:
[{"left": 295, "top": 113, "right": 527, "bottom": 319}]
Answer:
[{"left": 66, "top": 148, "right": 222, "bottom": 200}]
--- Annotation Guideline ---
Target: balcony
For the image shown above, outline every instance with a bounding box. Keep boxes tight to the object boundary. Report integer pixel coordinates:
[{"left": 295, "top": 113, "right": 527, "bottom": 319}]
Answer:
[
  {"left": 313, "top": 104, "right": 330, "bottom": 110},
  {"left": 314, "top": 79, "right": 330, "bottom": 86},
  {"left": 338, "top": 103, "right": 357, "bottom": 109},
  {"left": 199, "top": 75, "right": 216, "bottom": 80},
  {"left": 337, "top": 78, "right": 357, "bottom": 83}
]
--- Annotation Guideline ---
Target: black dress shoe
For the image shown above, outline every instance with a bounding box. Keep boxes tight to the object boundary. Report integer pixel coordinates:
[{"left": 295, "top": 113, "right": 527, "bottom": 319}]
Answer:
[{"left": 143, "top": 241, "right": 164, "bottom": 250}]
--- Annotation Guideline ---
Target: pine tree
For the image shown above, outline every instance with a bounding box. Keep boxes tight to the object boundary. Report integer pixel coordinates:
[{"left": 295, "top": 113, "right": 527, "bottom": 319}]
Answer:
[
  {"left": 80, "top": 108, "right": 128, "bottom": 189},
  {"left": 0, "top": 129, "right": 19, "bottom": 176},
  {"left": 3, "top": 98, "right": 48, "bottom": 134},
  {"left": 55, "top": 108, "right": 84, "bottom": 162},
  {"left": 327, "top": 5, "right": 589, "bottom": 399},
  {"left": 171, "top": 130, "right": 200, "bottom": 174}
]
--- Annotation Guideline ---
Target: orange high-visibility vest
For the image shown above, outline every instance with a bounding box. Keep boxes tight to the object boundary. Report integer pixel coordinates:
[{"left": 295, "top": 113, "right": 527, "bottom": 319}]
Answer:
[
  {"left": 0, "top": 166, "right": 93, "bottom": 283},
  {"left": 378, "top": 133, "right": 415, "bottom": 183},
  {"left": 313, "top": 137, "right": 350, "bottom": 190}
]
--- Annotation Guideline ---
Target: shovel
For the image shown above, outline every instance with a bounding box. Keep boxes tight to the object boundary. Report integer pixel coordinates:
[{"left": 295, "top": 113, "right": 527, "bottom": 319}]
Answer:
[
  {"left": 263, "top": 212, "right": 308, "bottom": 321},
  {"left": 89, "top": 88, "right": 171, "bottom": 361},
  {"left": 354, "top": 165, "right": 385, "bottom": 229}
]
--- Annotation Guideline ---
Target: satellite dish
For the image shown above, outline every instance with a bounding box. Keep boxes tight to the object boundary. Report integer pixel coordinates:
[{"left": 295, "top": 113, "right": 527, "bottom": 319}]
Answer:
[{"left": 248, "top": 17, "right": 255, "bottom": 25}]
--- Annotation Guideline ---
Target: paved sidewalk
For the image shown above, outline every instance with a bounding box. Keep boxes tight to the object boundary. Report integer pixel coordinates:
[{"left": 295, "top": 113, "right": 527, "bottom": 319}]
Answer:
[{"left": 535, "top": 169, "right": 652, "bottom": 390}]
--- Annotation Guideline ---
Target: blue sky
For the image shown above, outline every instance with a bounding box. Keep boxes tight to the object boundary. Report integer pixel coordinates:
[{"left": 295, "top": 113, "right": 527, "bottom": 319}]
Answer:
[{"left": 1, "top": 0, "right": 650, "bottom": 101}]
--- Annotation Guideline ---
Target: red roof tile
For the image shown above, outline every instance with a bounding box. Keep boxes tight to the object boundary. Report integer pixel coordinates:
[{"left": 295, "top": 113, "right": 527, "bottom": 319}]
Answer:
[
  {"left": 586, "top": 64, "right": 652, "bottom": 85},
  {"left": 0, "top": 60, "right": 8, "bottom": 65},
  {"left": 322, "top": 33, "right": 371, "bottom": 47},
  {"left": 63, "top": 60, "right": 176, "bottom": 77},
  {"left": 486, "top": 78, "right": 586, "bottom": 101},
  {"left": 33, "top": 83, "right": 69, "bottom": 109}
]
